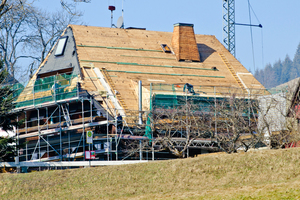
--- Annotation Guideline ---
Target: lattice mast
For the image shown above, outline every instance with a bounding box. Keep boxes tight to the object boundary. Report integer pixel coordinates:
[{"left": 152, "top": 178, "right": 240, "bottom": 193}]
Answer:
[{"left": 222, "top": 0, "right": 235, "bottom": 57}]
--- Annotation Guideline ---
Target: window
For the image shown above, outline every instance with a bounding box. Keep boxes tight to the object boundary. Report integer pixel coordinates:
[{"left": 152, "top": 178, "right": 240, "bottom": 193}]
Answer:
[
  {"left": 160, "top": 44, "right": 172, "bottom": 53},
  {"left": 55, "top": 36, "right": 68, "bottom": 56}
]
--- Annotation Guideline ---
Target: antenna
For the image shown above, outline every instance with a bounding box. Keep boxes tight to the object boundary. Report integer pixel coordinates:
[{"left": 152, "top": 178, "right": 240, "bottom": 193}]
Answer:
[
  {"left": 122, "top": 0, "right": 124, "bottom": 28},
  {"left": 109, "top": 0, "right": 125, "bottom": 29},
  {"left": 108, "top": 5, "right": 116, "bottom": 28},
  {"left": 116, "top": 16, "right": 124, "bottom": 28}
]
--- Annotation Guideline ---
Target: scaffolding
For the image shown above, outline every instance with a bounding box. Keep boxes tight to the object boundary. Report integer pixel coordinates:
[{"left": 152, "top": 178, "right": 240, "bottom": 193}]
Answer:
[
  {"left": 11, "top": 72, "right": 152, "bottom": 171},
  {"left": 9, "top": 79, "right": 276, "bottom": 170},
  {"left": 12, "top": 74, "right": 104, "bottom": 167}
]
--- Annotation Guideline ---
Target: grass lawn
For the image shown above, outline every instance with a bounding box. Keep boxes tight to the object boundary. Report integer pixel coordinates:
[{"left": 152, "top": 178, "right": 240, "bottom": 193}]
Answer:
[{"left": 1, "top": 148, "right": 300, "bottom": 199}]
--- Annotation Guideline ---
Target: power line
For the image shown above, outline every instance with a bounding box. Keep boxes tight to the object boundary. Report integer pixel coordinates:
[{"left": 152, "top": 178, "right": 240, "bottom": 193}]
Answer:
[{"left": 248, "top": 0, "right": 256, "bottom": 73}]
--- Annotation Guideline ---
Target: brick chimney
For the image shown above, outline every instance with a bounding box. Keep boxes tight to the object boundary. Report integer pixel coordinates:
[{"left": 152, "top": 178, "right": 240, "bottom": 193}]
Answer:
[{"left": 171, "top": 23, "right": 200, "bottom": 62}]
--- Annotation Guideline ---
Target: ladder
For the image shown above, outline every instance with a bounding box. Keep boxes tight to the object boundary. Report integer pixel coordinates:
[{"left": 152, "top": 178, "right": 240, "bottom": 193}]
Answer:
[
  {"left": 61, "top": 104, "right": 72, "bottom": 127},
  {"left": 99, "top": 68, "right": 128, "bottom": 114},
  {"left": 83, "top": 64, "right": 115, "bottom": 117},
  {"left": 219, "top": 53, "right": 247, "bottom": 93}
]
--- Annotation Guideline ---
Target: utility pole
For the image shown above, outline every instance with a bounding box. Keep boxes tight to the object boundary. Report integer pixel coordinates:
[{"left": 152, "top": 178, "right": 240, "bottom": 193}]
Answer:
[
  {"left": 223, "top": 0, "right": 262, "bottom": 57},
  {"left": 222, "top": 0, "right": 235, "bottom": 57}
]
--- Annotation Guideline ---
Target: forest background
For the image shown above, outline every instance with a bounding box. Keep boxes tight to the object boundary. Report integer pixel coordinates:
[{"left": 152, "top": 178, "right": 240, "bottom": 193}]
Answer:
[{"left": 254, "top": 43, "right": 300, "bottom": 89}]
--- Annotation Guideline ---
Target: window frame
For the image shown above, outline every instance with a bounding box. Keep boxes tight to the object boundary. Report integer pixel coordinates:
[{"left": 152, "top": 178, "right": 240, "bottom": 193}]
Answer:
[{"left": 55, "top": 36, "right": 69, "bottom": 56}]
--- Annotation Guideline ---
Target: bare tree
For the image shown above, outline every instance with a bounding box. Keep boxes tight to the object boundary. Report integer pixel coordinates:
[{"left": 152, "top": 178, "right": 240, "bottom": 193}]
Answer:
[
  {"left": 0, "top": 0, "right": 10, "bottom": 18},
  {"left": 60, "top": 0, "right": 84, "bottom": 16},
  {"left": 122, "top": 85, "right": 300, "bottom": 158},
  {"left": 258, "top": 85, "right": 300, "bottom": 149},
  {"left": 24, "top": 9, "right": 79, "bottom": 77},
  {"left": 148, "top": 89, "right": 265, "bottom": 156},
  {"left": 0, "top": 1, "right": 80, "bottom": 80},
  {"left": 0, "top": 0, "right": 27, "bottom": 19},
  {"left": 0, "top": 0, "right": 82, "bottom": 18},
  {"left": 31, "top": 10, "right": 78, "bottom": 63},
  {"left": 0, "top": 1, "right": 33, "bottom": 76},
  {"left": 212, "top": 87, "right": 300, "bottom": 152},
  {"left": 213, "top": 92, "right": 261, "bottom": 153},
  {"left": 149, "top": 96, "right": 214, "bottom": 157}
]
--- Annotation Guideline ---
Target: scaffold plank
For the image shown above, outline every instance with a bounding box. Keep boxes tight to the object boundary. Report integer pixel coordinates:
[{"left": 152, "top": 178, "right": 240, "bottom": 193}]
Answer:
[{"left": 0, "top": 160, "right": 148, "bottom": 167}]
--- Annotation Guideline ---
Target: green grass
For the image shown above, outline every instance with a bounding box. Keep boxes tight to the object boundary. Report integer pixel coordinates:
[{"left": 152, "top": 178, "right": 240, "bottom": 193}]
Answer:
[{"left": 1, "top": 148, "right": 300, "bottom": 199}]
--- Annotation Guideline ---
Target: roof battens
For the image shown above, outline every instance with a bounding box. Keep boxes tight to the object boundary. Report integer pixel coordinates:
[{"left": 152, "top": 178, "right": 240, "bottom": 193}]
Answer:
[
  {"left": 120, "top": 55, "right": 175, "bottom": 60},
  {"left": 77, "top": 45, "right": 162, "bottom": 52},
  {"left": 106, "top": 70, "right": 225, "bottom": 78},
  {"left": 171, "top": 23, "right": 201, "bottom": 62},
  {"left": 80, "top": 60, "right": 218, "bottom": 71}
]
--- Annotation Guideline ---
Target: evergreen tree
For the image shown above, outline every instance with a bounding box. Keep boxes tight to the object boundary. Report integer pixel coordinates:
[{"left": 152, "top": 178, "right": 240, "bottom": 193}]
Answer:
[
  {"left": 272, "top": 59, "right": 283, "bottom": 87},
  {"left": 263, "top": 64, "right": 275, "bottom": 88},
  {"left": 0, "top": 137, "right": 17, "bottom": 162},
  {"left": 0, "top": 60, "right": 21, "bottom": 162},
  {"left": 293, "top": 42, "right": 300, "bottom": 77},
  {"left": 288, "top": 65, "right": 298, "bottom": 81},
  {"left": 255, "top": 42, "right": 300, "bottom": 88},
  {"left": 281, "top": 55, "right": 293, "bottom": 84},
  {"left": 254, "top": 68, "right": 264, "bottom": 86}
]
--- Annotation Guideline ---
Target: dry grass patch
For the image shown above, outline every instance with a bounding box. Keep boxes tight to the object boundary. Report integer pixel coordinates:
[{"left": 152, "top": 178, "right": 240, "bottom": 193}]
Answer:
[{"left": 1, "top": 148, "right": 300, "bottom": 199}]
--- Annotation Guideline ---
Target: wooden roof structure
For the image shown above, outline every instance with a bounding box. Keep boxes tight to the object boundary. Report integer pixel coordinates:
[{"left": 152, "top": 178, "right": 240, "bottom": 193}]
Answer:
[{"left": 17, "top": 23, "right": 267, "bottom": 114}]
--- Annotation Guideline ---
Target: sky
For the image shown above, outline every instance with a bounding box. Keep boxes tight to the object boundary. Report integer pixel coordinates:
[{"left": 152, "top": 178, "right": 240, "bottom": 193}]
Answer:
[{"left": 34, "top": 0, "right": 300, "bottom": 74}]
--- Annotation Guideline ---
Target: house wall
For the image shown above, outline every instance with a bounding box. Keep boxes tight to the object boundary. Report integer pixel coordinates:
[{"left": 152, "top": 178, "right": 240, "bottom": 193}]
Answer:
[{"left": 258, "top": 92, "right": 287, "bottom": 140}]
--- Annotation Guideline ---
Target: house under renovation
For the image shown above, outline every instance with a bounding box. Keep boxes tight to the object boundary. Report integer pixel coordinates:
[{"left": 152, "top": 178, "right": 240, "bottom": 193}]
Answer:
[{"left": 12, "top": 23, "right": 267, "bottom": 162}]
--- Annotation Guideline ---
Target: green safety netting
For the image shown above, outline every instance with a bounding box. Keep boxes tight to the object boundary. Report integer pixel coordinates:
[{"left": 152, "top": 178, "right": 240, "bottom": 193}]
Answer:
[
  {"left": 152, "top": 83, "right": 175, "bottom": 93},
  {"left": 14, "top": 73, "right": 78, "bottom": 108},
  {"left": 152, "top": 94, "right": 214, "bottom": 111},
  {"left": 145, "top": 83, "right": 260, "bottom": 139},
  {"left": 34, "top": 73, "right": 76, "bottom": 93}
]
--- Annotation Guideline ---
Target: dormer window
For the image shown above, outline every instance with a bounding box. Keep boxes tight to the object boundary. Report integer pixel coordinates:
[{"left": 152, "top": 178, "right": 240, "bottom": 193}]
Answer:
[{"left": 55, "top": 36, "right": 68, "bottom": 56}]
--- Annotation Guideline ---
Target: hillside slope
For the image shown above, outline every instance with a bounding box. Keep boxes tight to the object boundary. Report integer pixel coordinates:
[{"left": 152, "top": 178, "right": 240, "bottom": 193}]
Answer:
[{"left": 1, "top": 148, "right": 300, "bottom": 199}]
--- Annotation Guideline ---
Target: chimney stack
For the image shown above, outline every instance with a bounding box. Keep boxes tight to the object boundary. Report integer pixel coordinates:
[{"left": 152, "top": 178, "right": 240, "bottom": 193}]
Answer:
[{"left": 171, "top": 23, "right": 200, "bottom": 62}]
